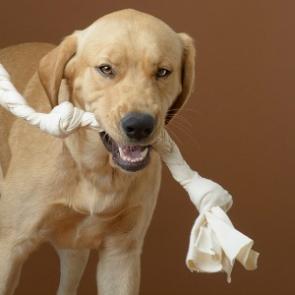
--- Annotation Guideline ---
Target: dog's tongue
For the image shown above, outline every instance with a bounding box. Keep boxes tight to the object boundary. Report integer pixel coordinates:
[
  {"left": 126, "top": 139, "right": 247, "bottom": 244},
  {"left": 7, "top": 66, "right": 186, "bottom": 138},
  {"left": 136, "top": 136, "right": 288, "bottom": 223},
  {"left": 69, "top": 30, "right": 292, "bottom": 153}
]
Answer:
[{"left": 118, "top": 145, "right": 148, "bottom": 162}]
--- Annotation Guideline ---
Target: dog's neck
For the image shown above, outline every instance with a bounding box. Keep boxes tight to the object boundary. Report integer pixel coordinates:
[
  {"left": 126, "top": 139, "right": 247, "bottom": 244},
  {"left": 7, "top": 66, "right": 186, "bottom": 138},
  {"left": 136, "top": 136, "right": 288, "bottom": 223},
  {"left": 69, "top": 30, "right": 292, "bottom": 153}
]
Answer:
[
  {"left": 63, "top": 128, "right": 135, "bottom": 191},
  {"left": 65, "top": 129, "right": 108, "bottom": 170}
]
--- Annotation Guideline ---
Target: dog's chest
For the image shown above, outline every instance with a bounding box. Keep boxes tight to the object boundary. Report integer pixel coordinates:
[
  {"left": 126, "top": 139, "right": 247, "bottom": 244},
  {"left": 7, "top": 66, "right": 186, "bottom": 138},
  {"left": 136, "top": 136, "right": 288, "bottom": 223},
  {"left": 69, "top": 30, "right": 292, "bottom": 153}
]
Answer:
[
  {"left": 50, "top": 212, "right": 104, "bottom": 249},
  {"left": 70, "top": 172, "right": 130, "bottom": 215},
  {"left": 49, "top": 173, "right": 133, "bottom": 249}
]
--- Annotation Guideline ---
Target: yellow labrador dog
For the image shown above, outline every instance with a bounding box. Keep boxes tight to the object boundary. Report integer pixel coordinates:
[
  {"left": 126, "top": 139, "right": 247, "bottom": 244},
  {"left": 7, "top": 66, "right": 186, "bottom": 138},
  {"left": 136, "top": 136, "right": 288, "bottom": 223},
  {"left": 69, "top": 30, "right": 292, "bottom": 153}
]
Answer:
[{"left": 0, "top": 9, "right": 195, "bottom": 295}]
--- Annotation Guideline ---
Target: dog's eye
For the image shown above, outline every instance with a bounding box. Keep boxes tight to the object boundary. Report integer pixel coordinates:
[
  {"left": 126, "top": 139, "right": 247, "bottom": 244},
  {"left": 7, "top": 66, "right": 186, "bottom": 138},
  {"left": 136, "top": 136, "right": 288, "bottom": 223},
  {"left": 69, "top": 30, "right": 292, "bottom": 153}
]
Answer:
[
  {"left": 156, "top": 68, "right": 171, "bottom": 79},
  {"left": 96, "top": 64, "right": 115, "bottom": 78}
]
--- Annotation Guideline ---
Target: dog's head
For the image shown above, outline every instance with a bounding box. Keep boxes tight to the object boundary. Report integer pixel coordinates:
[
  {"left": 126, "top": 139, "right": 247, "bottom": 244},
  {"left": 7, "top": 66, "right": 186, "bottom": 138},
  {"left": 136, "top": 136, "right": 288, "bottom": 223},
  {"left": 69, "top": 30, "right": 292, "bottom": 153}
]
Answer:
[{"left": 38, "top": 9, "right": 195, "bottom": 172}]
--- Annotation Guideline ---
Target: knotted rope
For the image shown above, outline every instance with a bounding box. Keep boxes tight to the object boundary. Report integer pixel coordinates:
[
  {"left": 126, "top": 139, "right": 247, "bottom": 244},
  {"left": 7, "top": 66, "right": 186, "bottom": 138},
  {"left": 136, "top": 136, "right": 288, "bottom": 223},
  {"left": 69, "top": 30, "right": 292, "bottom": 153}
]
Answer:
[
  {"left": 0, "top": 64, "right": 259, "bottom": 281},
  {"left": 156, "top": 131, "right": 259, "bottom": 282},
  {"left": 0, "top": 64, "right": 102, "bottom": 137}
]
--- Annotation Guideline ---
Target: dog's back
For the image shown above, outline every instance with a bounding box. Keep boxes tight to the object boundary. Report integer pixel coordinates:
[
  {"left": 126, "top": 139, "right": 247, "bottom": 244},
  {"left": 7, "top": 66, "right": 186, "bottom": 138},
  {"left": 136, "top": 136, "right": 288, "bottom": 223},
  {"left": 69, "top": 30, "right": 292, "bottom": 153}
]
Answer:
[{"left": 0, "top": 43, "right": 54, "bottom": 191}]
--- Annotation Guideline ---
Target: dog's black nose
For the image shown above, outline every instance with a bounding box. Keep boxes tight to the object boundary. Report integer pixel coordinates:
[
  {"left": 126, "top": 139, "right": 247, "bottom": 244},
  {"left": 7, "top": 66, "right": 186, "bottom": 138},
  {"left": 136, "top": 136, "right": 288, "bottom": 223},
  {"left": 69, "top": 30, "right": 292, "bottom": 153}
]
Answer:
[{"left": 121, "top": 112, "right": 155, "bottom": 140}]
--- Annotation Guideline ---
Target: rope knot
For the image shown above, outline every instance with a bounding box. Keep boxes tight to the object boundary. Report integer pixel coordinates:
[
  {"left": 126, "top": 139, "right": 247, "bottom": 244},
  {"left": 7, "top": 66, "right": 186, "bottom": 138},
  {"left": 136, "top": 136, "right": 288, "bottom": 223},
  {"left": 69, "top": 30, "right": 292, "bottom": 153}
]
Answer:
[{"left": 0, "top": 64, "right": 102, "bottom": 137}]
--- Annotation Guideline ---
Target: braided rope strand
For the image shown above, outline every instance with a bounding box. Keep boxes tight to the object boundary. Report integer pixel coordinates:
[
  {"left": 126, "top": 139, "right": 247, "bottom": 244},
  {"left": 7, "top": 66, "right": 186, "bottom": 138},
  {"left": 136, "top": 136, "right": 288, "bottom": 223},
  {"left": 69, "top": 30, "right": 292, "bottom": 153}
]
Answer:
[{"left": 0, "top": 64, "right": 102, "bottom": 137}]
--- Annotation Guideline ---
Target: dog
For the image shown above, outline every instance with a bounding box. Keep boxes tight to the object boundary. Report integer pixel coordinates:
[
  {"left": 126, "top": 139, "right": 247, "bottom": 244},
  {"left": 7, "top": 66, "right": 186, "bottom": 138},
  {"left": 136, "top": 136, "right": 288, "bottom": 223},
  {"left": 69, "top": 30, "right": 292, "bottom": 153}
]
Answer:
[{"left": 0, "top": 9, "right": 195, "bottom": 295}]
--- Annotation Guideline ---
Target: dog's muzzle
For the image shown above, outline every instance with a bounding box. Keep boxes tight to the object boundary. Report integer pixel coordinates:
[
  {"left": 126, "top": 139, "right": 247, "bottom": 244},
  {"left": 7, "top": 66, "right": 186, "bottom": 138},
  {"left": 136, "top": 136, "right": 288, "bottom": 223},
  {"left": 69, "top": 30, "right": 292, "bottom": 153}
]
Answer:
[{"left": 99, "top": 132, "right": 151, "bottom": 172}]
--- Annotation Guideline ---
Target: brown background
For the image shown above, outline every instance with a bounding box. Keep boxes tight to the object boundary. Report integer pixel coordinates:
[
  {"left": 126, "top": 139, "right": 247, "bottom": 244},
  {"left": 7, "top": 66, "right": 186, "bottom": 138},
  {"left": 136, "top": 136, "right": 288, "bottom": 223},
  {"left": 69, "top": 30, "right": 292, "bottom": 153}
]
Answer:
[{"left": 0, "top": 0, "right": 294, "bottom": 294}]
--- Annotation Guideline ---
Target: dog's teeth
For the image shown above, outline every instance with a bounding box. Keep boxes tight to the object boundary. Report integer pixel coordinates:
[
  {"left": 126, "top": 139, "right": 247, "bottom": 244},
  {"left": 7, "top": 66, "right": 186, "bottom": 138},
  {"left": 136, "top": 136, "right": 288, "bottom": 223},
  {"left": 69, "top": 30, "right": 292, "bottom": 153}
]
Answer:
[
  {"left": 119, "top": 147, "right": 127, "bottom": 161},
  {"left": 140, "top": 148, "right": 148, "bottom": 158},
  {"left": 118, "top": 147, "right": 124, "bottom": 158},
  {"left": 119, "top": 146, "right": 148, "bottom": 163}
]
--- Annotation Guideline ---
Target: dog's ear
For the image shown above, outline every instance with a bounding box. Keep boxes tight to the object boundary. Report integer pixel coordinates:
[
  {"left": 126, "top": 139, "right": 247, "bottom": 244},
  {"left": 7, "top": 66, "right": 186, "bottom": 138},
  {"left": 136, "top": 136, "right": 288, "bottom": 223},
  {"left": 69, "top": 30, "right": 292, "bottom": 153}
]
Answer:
[
  {"left": 166, "top": 33, "right": 196, "bottom": 124},
  {"left": 38, "top": 35, "right": 77, "bottom": 108}
]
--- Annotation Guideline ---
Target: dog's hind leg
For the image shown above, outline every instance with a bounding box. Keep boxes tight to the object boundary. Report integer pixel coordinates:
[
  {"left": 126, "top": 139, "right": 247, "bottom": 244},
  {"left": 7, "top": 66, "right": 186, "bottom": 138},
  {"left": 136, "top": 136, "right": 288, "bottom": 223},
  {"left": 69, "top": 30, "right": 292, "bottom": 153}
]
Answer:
[{"left": 56, "top": 248, "right": 90, "bottom": 295}]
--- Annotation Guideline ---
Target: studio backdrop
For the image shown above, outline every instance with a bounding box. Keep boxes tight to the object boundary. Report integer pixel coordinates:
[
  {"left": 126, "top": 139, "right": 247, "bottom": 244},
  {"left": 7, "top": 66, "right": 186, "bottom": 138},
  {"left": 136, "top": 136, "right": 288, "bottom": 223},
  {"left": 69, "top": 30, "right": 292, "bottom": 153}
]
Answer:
[{"left": 0, "top": 0, "right": 294, "bottom": 294}]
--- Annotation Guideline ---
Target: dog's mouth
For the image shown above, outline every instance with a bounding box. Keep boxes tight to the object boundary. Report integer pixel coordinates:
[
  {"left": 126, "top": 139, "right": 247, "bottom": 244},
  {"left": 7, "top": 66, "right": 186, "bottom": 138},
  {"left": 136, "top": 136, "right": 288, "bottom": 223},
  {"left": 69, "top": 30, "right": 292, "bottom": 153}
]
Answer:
[{"left": 99, "top": 132, "right": 151, "bottom": 172}]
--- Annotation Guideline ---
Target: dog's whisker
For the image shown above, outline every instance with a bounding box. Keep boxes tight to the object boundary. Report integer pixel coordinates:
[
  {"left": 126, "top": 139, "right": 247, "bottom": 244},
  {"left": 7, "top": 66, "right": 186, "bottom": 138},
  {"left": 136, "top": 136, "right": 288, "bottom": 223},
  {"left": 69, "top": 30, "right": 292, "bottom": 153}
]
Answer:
[
  {"left": 166, "top": 126, "right": 183, "bottom": 150},
  {"left": 169, "top": 107, "right": 200, "bottom": 115},
  {"left": 167, "top": 120, "right": 197, "bottom": 151},
  {"left": 168, "top": 122, "right": 200, "bottom": 149},
  {"left": 170, "top": 116, "right": 193, "bottom": 129},
  {"left": 169, "top": 115, "right": 193, "bottom": 130},
  {"left": 167, "top": 112, "right": 195, "bottom": 125}
]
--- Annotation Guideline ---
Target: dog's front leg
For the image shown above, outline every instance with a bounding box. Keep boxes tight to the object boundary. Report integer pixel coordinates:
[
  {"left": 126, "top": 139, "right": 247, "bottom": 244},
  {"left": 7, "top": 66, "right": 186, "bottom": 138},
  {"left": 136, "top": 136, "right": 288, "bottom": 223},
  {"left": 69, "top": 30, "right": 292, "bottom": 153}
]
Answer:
[
  {"left": 56, "top": 248, "right": 90, "bottom": 295},
  {"left": 0, "top": 240, "right": 31, "bottom": 295},
  {"left": 96, "top": 246, "right": 141, "bottom": 295}
]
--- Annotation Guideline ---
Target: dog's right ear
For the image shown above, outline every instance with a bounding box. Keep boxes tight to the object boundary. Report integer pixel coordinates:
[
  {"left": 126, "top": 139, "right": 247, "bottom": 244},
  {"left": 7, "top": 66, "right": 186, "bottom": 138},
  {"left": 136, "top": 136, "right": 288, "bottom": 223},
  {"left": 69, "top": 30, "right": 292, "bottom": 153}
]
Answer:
[{"left": 38, "top": 35, "right": 77, "bottom": 108}]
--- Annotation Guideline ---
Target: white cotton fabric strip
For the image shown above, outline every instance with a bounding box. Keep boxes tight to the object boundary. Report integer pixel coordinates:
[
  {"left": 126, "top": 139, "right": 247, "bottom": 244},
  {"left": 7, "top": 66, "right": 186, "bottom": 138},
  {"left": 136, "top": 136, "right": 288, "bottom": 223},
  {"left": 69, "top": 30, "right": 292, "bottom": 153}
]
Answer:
[
  {"left": 0, "top": 64, "right": 259, "bottom": 281},
  {"left": 0, "top": 64, "right": 102, "bottom": 137},
  {"left": 156, "top": 131, "right": 259, "bottom": 282}
]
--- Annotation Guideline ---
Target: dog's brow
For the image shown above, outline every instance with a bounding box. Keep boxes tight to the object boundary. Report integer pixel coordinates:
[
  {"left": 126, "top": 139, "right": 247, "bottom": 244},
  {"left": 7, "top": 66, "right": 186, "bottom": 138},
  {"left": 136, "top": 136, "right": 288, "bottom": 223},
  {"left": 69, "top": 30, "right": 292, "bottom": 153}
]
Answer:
[
  {"left": 97, "top": 56, "right": 117, "bottom": 65},
  {"left": 90, "top": 43, "right": 125, "bottom": 63}
]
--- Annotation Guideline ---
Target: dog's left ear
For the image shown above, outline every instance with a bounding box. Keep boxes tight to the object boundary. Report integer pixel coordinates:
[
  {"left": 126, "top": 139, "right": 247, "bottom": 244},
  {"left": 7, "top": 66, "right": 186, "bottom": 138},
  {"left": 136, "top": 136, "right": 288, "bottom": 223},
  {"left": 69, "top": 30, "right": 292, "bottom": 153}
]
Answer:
[
  {"left": 166, "top": 33, "right": 196, "bottom": 124},
  {"left": 38, "top": 34, "right": 77, "bottom": 108}
]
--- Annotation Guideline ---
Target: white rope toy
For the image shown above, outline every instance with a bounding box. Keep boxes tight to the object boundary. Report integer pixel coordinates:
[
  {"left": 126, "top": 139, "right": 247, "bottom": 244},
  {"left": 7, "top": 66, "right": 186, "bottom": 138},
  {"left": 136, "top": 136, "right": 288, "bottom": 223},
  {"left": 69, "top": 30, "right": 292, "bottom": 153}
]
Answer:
[
  {"left": 156, "top": 131, "right": 259, "bottom": 282},
  {"left": 0, "top": 64, "right": 259, "bottom": 282},
  {"left": 0, "top": 64, "right": 102, "bottom": 137}
]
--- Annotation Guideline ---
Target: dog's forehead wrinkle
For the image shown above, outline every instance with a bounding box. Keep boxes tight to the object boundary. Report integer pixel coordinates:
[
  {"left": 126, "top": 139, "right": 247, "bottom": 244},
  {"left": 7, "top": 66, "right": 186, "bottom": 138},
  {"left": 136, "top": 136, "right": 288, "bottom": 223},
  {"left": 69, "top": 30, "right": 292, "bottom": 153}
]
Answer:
[
  {"left": 80, "top": 35, "right": 166, "bottom": 63},
  {"left": 132, "top": 33, "right": 182, "bottom": 64},
  {"left": 119, "top": 76, "right": 154, "bottom": 98}
]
